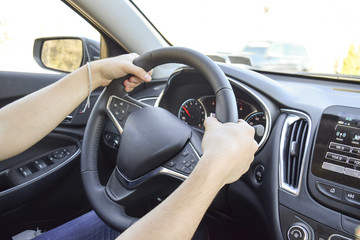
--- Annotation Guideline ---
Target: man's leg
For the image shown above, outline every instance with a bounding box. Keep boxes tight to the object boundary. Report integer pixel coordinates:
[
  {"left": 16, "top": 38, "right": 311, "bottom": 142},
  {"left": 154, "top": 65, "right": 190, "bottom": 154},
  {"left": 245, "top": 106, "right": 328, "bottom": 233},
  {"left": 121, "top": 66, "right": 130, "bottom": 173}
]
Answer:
[{"left": 34, "top": 211, "right": 120, "bottom": 240}]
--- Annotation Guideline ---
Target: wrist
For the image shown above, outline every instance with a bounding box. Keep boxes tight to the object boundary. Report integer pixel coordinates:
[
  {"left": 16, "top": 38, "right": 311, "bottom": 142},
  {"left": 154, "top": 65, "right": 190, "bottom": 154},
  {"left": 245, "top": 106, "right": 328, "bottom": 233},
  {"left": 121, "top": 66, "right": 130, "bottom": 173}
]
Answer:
[{"left": 191, "top": 154, "right": 227, "bottom": 190}]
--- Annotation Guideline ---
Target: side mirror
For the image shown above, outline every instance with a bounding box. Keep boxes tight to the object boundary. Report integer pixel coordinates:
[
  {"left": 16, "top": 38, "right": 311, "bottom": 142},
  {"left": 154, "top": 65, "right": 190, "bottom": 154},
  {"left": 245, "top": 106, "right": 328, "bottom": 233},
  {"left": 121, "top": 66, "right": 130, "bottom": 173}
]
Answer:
[{"left": 33, "top": 37, "right": 100, "bottom": 73}]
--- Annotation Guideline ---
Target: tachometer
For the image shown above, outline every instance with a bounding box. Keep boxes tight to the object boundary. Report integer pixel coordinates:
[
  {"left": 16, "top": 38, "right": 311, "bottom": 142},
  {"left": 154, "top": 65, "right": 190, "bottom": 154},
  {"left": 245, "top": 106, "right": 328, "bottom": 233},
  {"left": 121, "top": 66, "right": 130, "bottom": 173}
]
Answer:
[
  {"left": 246, "top": 112, "right": 266, "bottom": 143},
  {"left": 178, "top": 99, "right": 206, "bottom": 128}
]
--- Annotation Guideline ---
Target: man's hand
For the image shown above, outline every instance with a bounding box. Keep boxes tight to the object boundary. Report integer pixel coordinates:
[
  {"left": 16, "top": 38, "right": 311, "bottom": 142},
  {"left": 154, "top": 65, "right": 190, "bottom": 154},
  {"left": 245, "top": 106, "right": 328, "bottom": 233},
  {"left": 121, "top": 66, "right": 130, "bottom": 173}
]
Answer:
[{"left": 200, "top": 117, "right": 258, "bottom": 186}]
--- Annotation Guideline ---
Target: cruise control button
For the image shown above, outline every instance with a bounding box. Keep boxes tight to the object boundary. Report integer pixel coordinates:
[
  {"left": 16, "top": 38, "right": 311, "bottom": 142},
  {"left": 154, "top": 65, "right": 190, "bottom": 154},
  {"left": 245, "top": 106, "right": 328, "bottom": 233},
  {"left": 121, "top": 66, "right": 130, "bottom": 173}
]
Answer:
[
  {"left": 316, "top": 181, "right": 343, "bottom": 201},
  {"left": 343, "top": 189, "right": 360, "bottom": 206}
]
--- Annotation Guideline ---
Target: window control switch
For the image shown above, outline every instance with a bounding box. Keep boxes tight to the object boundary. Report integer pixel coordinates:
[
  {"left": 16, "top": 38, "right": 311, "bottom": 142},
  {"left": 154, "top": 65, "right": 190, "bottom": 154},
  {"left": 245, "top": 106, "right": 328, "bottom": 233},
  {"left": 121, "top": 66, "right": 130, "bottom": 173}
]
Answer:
[
  {"left": 18, "top": 166, "right": 32, "bottom": 177},
  {"left": 33, "top": 159, "right": 48, "bottom": 170}
]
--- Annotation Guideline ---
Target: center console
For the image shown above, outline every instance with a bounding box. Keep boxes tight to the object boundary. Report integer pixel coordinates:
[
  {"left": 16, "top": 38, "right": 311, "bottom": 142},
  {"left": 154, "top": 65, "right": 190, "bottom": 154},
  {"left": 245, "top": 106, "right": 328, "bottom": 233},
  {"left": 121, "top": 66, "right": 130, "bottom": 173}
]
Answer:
[{"left": 307, "top": 106, "right": 360, "bottom": 238}]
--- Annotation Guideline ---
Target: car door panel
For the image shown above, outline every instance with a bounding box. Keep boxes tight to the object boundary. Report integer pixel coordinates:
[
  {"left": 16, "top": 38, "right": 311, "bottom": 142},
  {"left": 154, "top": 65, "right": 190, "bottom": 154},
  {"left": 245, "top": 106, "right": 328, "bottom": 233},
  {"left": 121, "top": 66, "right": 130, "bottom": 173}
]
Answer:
[{"left": 0, "top": 71, "right": 98, "bottom": 236}]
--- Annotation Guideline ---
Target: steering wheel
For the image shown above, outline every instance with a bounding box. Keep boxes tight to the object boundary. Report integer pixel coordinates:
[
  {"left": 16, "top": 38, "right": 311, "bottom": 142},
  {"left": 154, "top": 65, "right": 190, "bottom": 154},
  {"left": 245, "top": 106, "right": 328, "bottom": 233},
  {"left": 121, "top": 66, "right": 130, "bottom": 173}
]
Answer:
[{"left": 81, "top": 47, "right": 238, "bottom": 231}]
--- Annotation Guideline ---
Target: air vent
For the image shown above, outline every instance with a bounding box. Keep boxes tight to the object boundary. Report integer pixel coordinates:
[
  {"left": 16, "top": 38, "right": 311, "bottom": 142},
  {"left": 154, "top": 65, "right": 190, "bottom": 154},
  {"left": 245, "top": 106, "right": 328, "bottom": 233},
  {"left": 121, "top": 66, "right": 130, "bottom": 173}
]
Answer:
[{"left": 280, "top": 111, "right": 311, "bottom": 195}]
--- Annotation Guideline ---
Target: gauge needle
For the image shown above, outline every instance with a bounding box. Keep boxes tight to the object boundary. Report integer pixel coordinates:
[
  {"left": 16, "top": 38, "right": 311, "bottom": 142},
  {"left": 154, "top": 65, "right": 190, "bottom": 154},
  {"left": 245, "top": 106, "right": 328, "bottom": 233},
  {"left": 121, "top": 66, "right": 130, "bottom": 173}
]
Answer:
[{"left": 183, "top": 106, "right": 191, "bottom": 117}]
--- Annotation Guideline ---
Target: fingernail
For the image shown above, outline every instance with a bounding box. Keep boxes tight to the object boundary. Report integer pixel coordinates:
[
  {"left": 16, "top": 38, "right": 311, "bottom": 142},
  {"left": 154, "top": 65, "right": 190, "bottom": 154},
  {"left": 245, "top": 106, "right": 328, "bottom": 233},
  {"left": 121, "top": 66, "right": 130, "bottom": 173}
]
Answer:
[{"left": 144, "top": 73, "right": 152, "bottom": 81}]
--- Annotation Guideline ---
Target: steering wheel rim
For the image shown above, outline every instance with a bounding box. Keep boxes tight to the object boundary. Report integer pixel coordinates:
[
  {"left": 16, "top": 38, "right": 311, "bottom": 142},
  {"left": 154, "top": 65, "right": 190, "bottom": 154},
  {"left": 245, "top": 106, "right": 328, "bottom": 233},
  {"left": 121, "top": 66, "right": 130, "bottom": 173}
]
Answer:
[{"left": 81, "top": 47, "right": 238, "bottom": 231}]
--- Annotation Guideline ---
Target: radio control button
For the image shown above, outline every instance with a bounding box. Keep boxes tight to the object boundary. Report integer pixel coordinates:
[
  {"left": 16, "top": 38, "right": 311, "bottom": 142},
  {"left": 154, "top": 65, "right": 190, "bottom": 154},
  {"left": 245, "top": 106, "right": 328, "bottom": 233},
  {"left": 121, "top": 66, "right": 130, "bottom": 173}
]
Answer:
[
  {"left": 343, "top": 189, "right": 360, "bottom": 207},
  {"left": 325, "top": 152, "right": 348, "bottom": 162},
  {"left": 329, "top": 142, "right": 351, "bottom": 153},
  {"left": 344, "top": 168, "right": 360, "bottom": 178},
  {"left": 322, "top": 162, "right": 345, "bottom": 174},
  {"left": 316, "top": 181, "right": 343, "bottom": 201},
  {"left": 348, "top": 157, "right": 360, "bottom": 167},
  {"left": 352, "top": 147, "right": 360, "bottom": 155}
]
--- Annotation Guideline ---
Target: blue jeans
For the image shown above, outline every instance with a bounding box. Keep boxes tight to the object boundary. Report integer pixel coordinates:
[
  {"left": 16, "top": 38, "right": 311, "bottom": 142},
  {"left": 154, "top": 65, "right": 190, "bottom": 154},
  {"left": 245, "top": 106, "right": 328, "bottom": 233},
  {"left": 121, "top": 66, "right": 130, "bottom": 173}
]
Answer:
[
  {"left": 34, "top": 210, "right": 208, "bottom": 240},
  {"left": 34, "top": 211, "right": 120, "bottom": 240}
]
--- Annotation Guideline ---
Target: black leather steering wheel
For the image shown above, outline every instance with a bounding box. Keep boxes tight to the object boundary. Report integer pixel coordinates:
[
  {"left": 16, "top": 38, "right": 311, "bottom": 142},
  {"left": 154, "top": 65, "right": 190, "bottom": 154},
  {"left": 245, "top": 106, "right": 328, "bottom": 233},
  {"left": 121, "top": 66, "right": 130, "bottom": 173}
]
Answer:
[{"left": 81, "top": 47, "right": 238, "bottom": 231}]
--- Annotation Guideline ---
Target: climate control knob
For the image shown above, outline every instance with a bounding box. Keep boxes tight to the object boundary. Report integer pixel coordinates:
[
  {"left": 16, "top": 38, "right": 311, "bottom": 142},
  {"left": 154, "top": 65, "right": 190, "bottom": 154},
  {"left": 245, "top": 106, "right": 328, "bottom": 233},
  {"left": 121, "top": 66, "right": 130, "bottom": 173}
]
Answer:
[{"left": 287, "top": 224, "right": 309, "bottom": 240}]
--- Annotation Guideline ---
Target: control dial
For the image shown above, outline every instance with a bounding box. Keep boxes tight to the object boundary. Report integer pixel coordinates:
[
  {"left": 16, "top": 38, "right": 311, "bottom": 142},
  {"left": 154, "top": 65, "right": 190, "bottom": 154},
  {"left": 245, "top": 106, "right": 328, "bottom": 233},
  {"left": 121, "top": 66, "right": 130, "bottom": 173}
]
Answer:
[{"left": 287, "top": 224, "right": 310, "bottom": 240}]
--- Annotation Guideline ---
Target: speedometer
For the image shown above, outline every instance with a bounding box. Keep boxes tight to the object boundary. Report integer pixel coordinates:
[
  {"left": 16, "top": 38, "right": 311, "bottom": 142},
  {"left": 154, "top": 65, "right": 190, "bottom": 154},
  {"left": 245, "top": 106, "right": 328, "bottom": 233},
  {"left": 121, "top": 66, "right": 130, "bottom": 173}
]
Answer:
[{"left": 178, "top": 99, "right": 206, "bottom": 128}]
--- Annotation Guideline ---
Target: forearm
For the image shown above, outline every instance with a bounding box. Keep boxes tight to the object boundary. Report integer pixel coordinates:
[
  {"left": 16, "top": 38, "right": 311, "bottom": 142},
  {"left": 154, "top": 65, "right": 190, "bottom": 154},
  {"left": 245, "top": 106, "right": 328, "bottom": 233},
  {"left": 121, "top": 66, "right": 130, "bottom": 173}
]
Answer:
[
  {"left": 0, "top": 64, "right": 96, "bottom": 160},
  {"left": 116, "top": 155, "right": 225, "bottom": 240}
]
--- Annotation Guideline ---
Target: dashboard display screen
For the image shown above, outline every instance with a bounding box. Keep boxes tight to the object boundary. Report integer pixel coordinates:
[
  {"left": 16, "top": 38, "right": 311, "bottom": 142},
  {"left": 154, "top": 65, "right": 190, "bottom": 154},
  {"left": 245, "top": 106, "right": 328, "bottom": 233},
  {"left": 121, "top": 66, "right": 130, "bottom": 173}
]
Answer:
[{"left": 311, "top": 106, "right": 360, "bottom": 189}]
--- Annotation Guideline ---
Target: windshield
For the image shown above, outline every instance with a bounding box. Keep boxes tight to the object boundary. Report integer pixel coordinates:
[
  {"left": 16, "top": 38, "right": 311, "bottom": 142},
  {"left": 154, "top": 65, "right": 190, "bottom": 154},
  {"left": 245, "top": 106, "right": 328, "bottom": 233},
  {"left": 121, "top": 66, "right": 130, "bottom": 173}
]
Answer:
[{"left": 132, "top": 0, "right": 360, "bottom": 79}]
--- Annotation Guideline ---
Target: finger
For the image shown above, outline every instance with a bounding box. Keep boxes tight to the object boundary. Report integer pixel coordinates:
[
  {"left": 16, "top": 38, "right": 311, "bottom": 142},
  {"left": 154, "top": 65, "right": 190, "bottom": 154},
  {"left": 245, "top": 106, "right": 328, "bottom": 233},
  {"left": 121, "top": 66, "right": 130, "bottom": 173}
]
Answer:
[
  {"left": 128, "top": 76, "right": 142, "bottom": 84},
  {"left": 123, "top": 80, "right": 140, "bottom": 92},
  {"left": 122, "top": 63, "right": 152, "bottom": 83},
  {"left": 203, "top": 117, "right": 220, "bottom": 131}
]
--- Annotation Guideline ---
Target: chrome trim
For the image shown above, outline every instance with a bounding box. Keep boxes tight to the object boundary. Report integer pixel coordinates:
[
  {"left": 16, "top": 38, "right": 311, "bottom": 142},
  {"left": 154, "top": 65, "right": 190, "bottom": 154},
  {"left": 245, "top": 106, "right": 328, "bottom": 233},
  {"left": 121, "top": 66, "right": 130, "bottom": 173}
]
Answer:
[
  {"left": 116, "top": 142, "right": 200, "bottom": 189},
  {"left": 116, "top": 166, "right": 188, "bottom": 189},
  {"left": 138, "top": 97, "right": 158, "bottom": 104},
  {"left": 106, "top": 95, "right": 142, "bottom": 134},
  {"left": 279, "top": 109, "right": 312, "bottom": 195},
  {"left": 154, "top": 90, "right": 164, "bottom": 107},
  {"left": 228, "top": 77, "right": 272, "bottom": 150},
  {"left": 329, "top": 234, "right": 352, "bottom": 240}
]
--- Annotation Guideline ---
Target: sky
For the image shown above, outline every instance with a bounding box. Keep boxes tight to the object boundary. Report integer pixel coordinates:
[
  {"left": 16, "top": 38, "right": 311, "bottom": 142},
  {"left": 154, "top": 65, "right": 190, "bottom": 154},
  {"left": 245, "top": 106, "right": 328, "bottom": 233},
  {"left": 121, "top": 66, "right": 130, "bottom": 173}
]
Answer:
[
  {"left": 0, "top": 0, "right": 99, "bottom": 73},
  {"left": 1, "top": 0, "right": 360, "bottom": 74}
]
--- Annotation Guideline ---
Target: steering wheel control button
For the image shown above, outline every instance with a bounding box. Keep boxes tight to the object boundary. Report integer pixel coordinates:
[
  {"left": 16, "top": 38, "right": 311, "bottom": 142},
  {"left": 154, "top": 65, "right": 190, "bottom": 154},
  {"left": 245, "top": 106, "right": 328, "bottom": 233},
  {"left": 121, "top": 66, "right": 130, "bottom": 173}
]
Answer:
[
  {"left": 254, "top": 164, "right": 265, "bottom": 183},
  {"left": 104, "top": 132, "right": 121, "bottom": 149},
  {"left": 316, "top": 181, "right": 343, "bottom": 201},
  {"left": 165, "top": 161, "right": 176, "bottom": 167},
  {"left": 181, "top": 149, "right": 189, "bottom": 157},
  {"left": 164, "top": 144, "right": 199, "bottom": 176},
  {"left": 287, "top": 225, "right": 309, "bottom": 240},
  {"left": 109, "top": 98, "right": 129, "bottom": 121}
]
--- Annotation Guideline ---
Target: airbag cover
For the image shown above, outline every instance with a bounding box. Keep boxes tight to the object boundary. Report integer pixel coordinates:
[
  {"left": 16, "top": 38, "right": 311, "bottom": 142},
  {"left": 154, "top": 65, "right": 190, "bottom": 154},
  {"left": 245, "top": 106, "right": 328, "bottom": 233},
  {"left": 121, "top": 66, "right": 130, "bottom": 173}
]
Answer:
[{"left": 117, "top": 107, "right": 192, "bottom": 180}]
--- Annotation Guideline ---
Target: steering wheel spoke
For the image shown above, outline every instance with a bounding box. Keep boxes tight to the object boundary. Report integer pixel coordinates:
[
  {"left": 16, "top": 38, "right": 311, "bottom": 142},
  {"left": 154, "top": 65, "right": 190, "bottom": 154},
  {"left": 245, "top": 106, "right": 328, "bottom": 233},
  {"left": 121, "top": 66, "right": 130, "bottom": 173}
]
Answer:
[
  {"left": 106, "top": 95, "right": 148, "bottom": 134},
  {"left": 163, "top": 141, "right": 201, "bottom": 177}
]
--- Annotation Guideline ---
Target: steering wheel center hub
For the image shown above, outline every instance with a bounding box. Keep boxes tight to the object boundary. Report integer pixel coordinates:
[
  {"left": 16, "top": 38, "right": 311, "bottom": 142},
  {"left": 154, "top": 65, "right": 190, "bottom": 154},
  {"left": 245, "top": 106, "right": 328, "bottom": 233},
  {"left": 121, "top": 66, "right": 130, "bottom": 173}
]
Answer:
[{"left": 117, "top": 107, "right": 192, "bottom": 180}]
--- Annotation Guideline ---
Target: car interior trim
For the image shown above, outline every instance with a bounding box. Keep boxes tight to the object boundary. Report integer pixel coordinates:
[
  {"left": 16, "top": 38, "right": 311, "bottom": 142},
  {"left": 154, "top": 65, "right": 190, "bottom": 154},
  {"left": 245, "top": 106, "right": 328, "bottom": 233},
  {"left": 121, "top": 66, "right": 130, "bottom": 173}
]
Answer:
[
  {"left": 138, "top": 97, "right": 158, "bottom": 103},
  {"left": 116, "top": 166, "right": 188, "bottom": 189},
  {"left": 106, "top": 95, "right": 143, "bottom": 134},
  {"left": 0, "top": 147, "right": 81, "bottom": 195},
  {"left": 279, "top": 109, "right": 312, "bottom": 196},
  {"left": 329, "top": 233, "right": 353, "bottom": 240},
  {"left": 228, "top": 77, "right": 272, "bottom": 150},
  {"left": 115, "top": 142, "right": 200, "bottom": 189}
]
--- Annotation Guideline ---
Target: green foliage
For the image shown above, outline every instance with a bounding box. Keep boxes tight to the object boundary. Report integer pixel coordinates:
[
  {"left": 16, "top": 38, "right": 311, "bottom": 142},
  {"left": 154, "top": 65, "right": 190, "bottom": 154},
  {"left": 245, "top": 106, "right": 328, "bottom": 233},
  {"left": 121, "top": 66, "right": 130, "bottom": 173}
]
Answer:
[{"left": 341, "top": 44, "right": 360, "bottom": 76}]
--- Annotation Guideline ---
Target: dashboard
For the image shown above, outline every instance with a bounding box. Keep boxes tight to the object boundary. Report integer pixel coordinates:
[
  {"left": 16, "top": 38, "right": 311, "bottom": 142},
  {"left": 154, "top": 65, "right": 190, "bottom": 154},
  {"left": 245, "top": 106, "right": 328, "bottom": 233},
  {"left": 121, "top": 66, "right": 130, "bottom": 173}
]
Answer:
[
  {"left": 128, "top": 65, "right": 360, "bottom": 240},
  {"left": 156, "top": 68, "right": 271, "bottom": 149}
]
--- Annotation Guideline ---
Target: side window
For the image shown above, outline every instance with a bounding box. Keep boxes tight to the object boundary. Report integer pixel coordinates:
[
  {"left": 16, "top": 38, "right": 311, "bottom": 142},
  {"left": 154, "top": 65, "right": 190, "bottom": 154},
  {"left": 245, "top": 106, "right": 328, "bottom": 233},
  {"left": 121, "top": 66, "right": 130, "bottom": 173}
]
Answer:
[{"left": 0, "top": 1, "right": 99, "bottom": 74}]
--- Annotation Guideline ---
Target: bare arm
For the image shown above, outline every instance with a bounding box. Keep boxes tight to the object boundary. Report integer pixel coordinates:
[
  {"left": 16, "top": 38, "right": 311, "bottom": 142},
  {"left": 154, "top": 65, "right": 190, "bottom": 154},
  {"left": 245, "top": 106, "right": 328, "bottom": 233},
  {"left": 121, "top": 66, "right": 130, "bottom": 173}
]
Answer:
[
  {"left": 0, "top": 54, "right": 151, "bottom": 161},
  {"left": 116, "top": 117, "right": 258, "bottom": 240}
]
